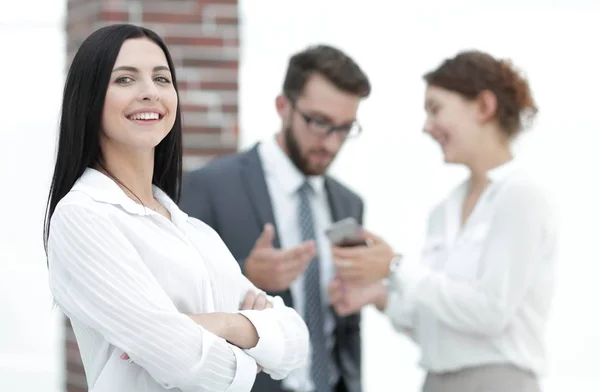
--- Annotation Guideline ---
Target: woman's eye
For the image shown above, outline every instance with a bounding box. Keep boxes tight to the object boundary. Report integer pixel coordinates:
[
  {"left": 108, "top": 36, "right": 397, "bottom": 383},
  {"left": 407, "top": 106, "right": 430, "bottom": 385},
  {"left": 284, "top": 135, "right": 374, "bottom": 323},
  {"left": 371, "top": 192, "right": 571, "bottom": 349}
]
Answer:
[
  {"left": 155, "top": 76, "right": 171, "bottom": 84},
  {"left": 115, "top": 76, "right": 133, "bottom": 84}
]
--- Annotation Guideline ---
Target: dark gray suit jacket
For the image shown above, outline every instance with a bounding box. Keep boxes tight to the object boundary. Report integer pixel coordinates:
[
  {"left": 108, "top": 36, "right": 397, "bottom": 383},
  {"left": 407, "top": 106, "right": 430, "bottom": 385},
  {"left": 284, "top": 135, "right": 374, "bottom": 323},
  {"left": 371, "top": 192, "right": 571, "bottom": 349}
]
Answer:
[{"left": 179, "top": 144, "right": 363, "bottom": 392}]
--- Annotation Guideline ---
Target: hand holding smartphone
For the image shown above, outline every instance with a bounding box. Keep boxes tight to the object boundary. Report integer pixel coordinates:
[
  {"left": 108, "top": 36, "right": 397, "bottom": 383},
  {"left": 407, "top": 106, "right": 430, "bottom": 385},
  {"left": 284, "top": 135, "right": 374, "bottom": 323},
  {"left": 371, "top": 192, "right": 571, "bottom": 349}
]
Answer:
[{"left": 325, "top": 217, "right": 367, "bottom": 247}]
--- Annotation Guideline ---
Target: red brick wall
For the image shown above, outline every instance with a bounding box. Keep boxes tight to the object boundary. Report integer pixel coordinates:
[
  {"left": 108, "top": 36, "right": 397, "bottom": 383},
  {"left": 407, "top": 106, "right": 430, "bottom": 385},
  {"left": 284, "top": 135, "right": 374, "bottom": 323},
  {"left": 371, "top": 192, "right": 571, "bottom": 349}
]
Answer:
[{"left": 65, "top": 0, "right": 239, "bottom": 390}]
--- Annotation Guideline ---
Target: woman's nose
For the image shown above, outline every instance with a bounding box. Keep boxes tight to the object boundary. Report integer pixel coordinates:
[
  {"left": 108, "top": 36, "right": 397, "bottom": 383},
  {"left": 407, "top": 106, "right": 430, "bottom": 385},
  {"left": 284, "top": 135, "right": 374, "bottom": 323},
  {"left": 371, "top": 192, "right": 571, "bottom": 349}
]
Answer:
[{"left": 140, "top": 81, "right": 160, "bottom": 102}]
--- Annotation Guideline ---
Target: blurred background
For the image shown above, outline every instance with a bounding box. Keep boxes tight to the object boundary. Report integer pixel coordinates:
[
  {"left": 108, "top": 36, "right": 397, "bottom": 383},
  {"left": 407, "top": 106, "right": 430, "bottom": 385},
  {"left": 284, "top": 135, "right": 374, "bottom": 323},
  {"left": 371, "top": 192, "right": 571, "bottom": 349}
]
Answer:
[{"left": 1, "top": 0, "right": 599, "bottom": 391}]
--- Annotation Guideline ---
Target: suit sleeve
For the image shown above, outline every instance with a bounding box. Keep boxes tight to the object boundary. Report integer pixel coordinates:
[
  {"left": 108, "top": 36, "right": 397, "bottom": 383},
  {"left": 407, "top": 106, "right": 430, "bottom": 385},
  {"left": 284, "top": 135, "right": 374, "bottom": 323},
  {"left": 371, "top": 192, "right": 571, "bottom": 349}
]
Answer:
[
  {"left": 179, "top": 171, "right": 217, "bottom": 229},
  {"left": 357, "top": 197, "right": 365, "bottom": 226}
]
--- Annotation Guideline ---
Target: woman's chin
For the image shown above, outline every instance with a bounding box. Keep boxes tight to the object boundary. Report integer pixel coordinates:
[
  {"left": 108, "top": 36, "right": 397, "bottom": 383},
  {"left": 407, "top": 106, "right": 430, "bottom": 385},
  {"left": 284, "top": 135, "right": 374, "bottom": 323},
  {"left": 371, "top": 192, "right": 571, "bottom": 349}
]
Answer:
[{"left": 441, "top": 148, "right": 459, "bottom": 164}]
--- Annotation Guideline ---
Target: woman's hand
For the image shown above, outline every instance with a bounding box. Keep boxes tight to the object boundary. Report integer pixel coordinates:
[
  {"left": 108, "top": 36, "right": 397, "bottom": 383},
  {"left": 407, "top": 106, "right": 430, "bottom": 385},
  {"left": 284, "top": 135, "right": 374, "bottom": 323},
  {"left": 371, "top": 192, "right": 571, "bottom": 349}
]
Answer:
[
  {"left": 240, "top": 289, "right": 273, "bottom": 310},
  {"left": 332, "top": 231, "right": 395, "bottom": 284},
  {"left": 328, "top": 276, "right": 388, "bottom": 316}
]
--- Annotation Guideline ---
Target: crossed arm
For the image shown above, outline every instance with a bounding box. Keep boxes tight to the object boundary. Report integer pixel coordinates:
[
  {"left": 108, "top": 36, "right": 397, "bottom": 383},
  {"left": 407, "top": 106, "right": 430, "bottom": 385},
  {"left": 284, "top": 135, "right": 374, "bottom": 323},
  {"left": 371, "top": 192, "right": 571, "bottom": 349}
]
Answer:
[
  {"left": 185, "top": 287, "right": 309, "bottom": 380},
  {"left": 48, "top": 203, "right": 308, "bottom": 392}
]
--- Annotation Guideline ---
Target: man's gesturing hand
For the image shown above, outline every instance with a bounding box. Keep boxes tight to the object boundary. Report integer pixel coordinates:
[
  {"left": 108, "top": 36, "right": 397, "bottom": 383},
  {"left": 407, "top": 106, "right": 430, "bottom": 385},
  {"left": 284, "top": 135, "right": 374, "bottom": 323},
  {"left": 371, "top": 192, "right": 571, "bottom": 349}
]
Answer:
[{"left": 245, "top": 224, "right": 316, "bottom": 292}]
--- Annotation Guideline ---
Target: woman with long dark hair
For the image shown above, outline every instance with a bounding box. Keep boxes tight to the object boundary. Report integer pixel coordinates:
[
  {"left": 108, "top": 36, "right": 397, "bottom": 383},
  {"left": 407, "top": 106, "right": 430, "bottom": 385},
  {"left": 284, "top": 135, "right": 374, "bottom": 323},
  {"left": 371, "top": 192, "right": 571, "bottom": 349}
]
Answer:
[{"left": 44, "top": 24, "right": 308, "bottom": 392}]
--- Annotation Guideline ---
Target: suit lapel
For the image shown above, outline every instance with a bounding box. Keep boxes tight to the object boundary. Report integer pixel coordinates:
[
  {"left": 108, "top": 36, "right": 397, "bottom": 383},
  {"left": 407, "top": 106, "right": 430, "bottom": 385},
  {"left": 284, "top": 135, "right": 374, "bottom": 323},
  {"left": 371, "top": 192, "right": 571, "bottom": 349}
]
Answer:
[
  {"left": 240, "top": 145, "right": 281, "bottom": 248},
  {"left": 325, "top": 176, "right": 347, "bottom": 223},
  {"left": 241, "top": 144, "right": 293, "bottom": 306},
  {"left": 324, "top": 177, "right": 353, "bottom": 323}
]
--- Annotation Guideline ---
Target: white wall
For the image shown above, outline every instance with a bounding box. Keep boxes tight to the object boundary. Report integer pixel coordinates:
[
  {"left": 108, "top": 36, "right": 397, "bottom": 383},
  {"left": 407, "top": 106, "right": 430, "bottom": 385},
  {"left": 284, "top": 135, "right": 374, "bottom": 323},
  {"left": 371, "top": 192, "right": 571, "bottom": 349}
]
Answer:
[
  {"left": 0, "top": 1, "right": 65, "bottom": 391},
  {"left": 239, "top": 1, "right": 600, "bottom": 391}
]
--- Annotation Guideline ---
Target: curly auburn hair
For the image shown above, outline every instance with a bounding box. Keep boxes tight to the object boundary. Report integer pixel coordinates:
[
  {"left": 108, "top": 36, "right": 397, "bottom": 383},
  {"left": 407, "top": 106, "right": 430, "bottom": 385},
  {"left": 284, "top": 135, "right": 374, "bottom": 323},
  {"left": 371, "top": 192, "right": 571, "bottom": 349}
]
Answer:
[{"left": 424, "top": 50, "right": 538, "bottom": 137}]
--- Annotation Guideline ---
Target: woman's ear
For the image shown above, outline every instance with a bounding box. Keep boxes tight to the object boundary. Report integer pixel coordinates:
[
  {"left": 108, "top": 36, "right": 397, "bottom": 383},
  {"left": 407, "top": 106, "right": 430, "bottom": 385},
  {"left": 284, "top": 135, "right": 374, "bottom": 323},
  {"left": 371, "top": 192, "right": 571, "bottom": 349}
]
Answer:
[{"left": 475, "top": 89, "right": 498, "bottom": 124}]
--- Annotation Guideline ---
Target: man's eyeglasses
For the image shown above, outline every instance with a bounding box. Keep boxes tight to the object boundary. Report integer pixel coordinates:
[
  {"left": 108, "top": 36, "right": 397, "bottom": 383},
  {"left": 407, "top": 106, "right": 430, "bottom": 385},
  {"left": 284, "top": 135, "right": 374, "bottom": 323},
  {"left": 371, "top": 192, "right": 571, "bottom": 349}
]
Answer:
[{"left": 290, "top": 101, "right": 362, "bottom": 139}]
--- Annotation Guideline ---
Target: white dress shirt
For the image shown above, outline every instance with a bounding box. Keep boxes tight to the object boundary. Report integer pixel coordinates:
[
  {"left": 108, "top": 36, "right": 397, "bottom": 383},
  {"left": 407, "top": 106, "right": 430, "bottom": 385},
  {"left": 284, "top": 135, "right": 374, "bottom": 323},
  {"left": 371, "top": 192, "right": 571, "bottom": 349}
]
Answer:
[
  {"left": 385, "top": 160, "right": 557, "bottom": 376},
  {"left": 258, "top": 136, "right": 338, "bottom": 392},
  {"left": 47, "top": 168, "right": 309, "bottom": 392}
]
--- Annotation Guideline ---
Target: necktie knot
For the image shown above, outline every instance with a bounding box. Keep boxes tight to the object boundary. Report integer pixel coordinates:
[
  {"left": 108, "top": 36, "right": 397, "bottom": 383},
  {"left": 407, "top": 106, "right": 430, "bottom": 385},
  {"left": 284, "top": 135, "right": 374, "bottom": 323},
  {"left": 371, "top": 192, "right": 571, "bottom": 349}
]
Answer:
[{"left": 298, "top": 180, "right": 313, "bottom": 196}]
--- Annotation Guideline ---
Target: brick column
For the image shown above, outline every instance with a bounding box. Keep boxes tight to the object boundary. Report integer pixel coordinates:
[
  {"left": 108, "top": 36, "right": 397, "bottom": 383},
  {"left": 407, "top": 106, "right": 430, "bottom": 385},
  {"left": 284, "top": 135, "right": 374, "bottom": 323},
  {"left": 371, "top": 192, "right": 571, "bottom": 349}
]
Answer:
[{"left": 65, "top": 1, "right": 239, "bottom": 390}]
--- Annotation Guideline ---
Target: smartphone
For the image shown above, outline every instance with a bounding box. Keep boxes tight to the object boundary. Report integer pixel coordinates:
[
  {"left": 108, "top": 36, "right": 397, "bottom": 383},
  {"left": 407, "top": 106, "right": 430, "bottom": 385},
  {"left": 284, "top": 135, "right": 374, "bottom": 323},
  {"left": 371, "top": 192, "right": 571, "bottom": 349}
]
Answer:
[{"left": 325, "top": 217, "right": 367, "bottom": 247}]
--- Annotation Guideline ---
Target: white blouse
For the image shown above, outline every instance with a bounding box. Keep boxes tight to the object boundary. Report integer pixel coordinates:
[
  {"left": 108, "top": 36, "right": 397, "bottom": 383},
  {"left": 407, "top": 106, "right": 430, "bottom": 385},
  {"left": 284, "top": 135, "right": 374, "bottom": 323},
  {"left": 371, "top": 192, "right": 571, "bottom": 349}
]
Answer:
[
  {"left": 385, "top": 160, "right": 557, "bottom": 376},
  {"left": 47, "top": 168, "right": 309, "bottom": 392}
]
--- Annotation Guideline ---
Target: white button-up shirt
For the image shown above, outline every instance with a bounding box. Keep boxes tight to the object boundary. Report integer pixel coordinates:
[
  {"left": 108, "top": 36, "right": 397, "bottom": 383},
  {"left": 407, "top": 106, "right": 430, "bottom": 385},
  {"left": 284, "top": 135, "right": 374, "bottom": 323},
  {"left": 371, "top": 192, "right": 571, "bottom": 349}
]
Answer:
[
  {"left": 47, "top": 168, "right": 309, "bottom": 392},
  {"left": 386, "top": 160, "right": 557, "bottom": 376},
  {"left": 258, "top": 136, "right": 338, "bottom": 392}
]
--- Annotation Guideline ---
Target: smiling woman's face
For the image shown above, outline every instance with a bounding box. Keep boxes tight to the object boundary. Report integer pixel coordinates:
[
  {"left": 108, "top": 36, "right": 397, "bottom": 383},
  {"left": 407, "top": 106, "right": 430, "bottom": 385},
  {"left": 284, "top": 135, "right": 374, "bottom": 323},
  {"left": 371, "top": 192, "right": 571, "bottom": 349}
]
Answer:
[
  {"left": 100, "top": 37, "right": 178, "bottom": 154},
  {"left": 423, "top": 85, "right": 482, "bottom": 164}
]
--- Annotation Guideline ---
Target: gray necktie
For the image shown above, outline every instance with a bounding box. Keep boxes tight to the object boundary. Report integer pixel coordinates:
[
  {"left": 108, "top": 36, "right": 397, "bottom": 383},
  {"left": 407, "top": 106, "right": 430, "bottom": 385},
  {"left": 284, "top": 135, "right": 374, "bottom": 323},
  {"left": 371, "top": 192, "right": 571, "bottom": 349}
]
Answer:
[{"left": 298, "top": 181, "right": 333, "bottom": 392}]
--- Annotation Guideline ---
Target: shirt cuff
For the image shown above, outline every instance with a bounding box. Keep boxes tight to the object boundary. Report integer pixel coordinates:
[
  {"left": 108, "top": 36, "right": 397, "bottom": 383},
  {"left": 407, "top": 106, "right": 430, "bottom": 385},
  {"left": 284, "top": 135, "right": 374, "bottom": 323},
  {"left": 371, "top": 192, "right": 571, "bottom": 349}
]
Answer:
[
  {"left": 227, "top": 345, "right": 258, "bottom": 392},
  {"left": 385, "top": 290, "right": 413, "bottom": 329},
  {"left": 238, "top": 309, "right": 284, "bottom": 369},
  {"left": 390, "top": 259, "right": 430, "bottom": 310}
]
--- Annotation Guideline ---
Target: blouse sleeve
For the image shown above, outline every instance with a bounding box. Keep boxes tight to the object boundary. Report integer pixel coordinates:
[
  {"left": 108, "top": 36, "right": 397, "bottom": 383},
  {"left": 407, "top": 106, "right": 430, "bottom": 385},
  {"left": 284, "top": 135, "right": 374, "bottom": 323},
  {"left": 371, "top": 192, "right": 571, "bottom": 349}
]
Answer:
[
  {"left": 389, "top": 179, "right": 555, "bottom": 337},
  {"left": 48, "top": 203, "right": 257, "bottom": 392},
  {"left": 238, "top": 282, "right": 310, "bottom": 380},
  {"left": 192, "top": 218, "right": 310, "bottom": 380},
  {"left": 384, "top": 290, "right": 416, "bottom": 341}
]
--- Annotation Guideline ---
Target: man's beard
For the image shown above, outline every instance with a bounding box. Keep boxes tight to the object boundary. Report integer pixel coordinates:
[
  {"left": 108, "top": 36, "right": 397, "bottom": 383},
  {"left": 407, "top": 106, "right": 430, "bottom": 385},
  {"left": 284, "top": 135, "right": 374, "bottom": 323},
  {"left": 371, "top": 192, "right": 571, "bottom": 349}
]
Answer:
[{"left": 283, "top": 125, "right": 328, "bottom": 176}]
